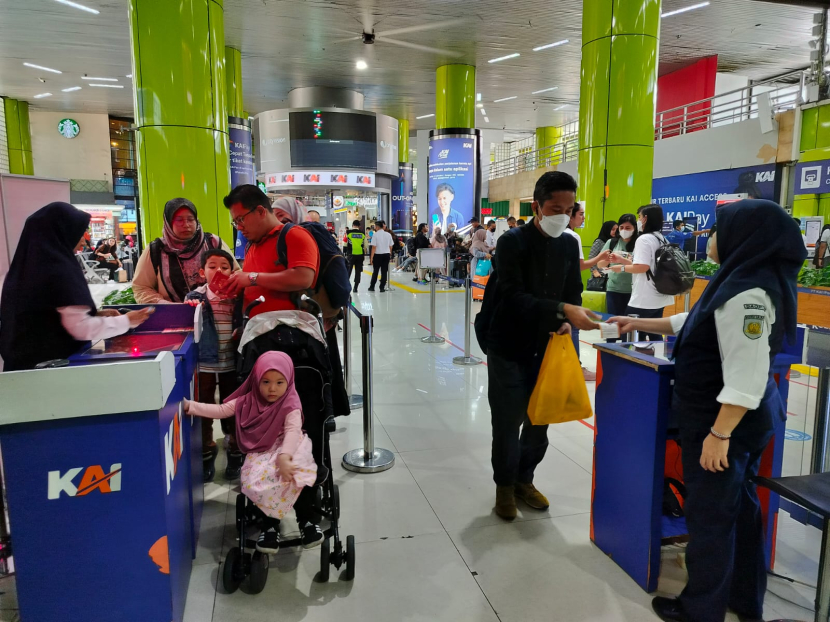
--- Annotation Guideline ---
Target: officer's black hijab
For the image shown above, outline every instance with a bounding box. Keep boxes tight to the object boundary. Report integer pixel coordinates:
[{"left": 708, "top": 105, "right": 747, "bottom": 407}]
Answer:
[
  {"left": 674, "top": 199, "right": 806, "bottom": 358},
  {"left": 0, "top": 202, "right": 95, "bottom": 371}
]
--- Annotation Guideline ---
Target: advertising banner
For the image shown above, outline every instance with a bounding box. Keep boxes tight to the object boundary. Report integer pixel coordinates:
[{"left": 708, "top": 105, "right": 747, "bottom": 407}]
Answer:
[
  {"left": 428, "top": 134, "right": 478, "bottom": 235},
  {"left": 391, "top": 164, "right": 414, "bottom": 231},
  {"left": 651, "top": 164, "right": 777, "bottom": 232},
  {"left": 794, "top": 159, "right": 830, "bottom": 195},
  {"left": 229, "top": 123, "right": 254, "bottom": 259},
  {"left": 264, "top": 171, "right": 375, "bottom": 188}
]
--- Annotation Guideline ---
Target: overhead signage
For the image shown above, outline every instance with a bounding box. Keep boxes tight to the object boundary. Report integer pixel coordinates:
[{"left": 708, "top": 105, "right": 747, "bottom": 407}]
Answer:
[
  {"left": 428, "top": 135, "right": 477, "bottom": 235},
  {"left": 58, "top": 118, "right": 80, "bottom": 139},
  {"left": 264, "top": 171, "right": 375, "bottom": 188},
  {"left": 333, "top": 196, "right": 345, "bottom": 209},
  {"left": 794, "top": 159, "right": 830, "bottom": 195}
]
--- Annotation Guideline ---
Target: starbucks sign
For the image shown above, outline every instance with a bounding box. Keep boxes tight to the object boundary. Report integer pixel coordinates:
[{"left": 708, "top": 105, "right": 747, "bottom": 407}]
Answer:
[{"left": 57, "top": 118, "right": 80, "bottom": 139}]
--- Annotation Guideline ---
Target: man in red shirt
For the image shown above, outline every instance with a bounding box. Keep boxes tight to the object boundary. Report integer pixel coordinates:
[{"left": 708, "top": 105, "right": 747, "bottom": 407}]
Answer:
[{"left": 219, "top": 185, "right": 320, "bottom": 316}]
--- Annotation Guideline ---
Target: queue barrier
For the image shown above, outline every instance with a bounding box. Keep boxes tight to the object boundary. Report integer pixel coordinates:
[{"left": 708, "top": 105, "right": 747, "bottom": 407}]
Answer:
[
  {"left": 426, "top": 274, "right": 484, "bottom": 366},
  {"left": 341, "top": 302, "right": 395, "bottom": 474}
]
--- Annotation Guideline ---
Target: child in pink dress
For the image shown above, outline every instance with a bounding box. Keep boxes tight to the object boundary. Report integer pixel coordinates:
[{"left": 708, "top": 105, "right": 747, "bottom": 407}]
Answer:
[{"left": 184, "top": 351, "right": 320, "bottom": 553}]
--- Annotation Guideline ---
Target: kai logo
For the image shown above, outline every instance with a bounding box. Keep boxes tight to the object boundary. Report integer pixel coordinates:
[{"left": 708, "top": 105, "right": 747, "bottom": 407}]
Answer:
[
  {"left": 48, "top": 464, "right": 122, "bottom": 500},
  {"left": 755, "top": 171, "right": 775, "bottom": 183},
  {"left": 164, "top": 407, "right": 184, "bottom": 494}
]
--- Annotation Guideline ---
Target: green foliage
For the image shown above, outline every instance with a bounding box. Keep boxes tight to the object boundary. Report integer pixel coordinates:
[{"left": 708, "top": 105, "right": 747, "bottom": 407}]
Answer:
[
  {"left": 102, "top": 287, "right": 136, "bottom": 306},
  {"left": 690, "top": 260, "right": 719, "bottom": 277},
  {"left": 798, "top": 267, "right": 830, "bottom": 288}
]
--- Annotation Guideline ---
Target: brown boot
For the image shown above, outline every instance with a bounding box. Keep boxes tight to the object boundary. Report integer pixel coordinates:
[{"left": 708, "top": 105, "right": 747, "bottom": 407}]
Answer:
[
  {"left": 495, "top": 485, "right": 518, "bottom": 520},
  {"left": 515, "top": 482, "right": 550, "bottom": 510}
]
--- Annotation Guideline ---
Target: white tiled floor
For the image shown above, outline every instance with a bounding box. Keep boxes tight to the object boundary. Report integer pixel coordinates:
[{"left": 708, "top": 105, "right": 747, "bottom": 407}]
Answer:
[{"left": 7, "top": 271, "right": 823, "bottom": 621}]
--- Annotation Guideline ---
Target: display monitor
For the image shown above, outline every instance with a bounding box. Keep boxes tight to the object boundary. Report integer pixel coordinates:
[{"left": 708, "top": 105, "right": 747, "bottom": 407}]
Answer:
[
  {"left": 289, "top": 111, "right": 377, "bottom": 170},
  {"left": 85, "top": 333, "right": 187, "bottom": 356},
  {"left": 427, "top": 134, "right": 479, "bottom": 236}
]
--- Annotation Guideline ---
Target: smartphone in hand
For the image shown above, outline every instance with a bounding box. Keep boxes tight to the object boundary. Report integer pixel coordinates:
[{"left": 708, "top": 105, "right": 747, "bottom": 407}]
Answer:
[{"left": 209, "top": 271, "right": 230, "bottom": 295}]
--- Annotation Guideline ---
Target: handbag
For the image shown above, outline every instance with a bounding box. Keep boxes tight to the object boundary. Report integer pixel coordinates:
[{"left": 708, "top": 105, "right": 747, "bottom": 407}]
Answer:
[
  {"left": 527, "top": 334, "right": 593, "bottom": 425},
  {"left": 475, "top": 259, "right": 491, "bottom": 276},
  {"left": 586, "top": 270, "right": 608, "bottom": 292}
]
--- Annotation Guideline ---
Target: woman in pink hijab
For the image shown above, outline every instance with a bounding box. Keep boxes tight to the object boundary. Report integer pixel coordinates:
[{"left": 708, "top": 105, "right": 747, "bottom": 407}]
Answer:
[{"left": 185, "top": 351, "right": 320, "bottom": 553}]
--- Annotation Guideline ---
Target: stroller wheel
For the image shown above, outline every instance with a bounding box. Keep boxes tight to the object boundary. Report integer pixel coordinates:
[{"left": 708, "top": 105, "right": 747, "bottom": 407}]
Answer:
[
  {"left": 248, "top": 551, "right": 269, "bottom": 594},
  {"left": 343, "top": 535, "right": 355, "bottom": 582},
  {"left": 223, "top": 547, "right": 244, "bottom": 593},
  {"left": 333, "top": 485, "right": 340, "bottom": 521},
  {"left": 317, "top": 537, "right": 331, "bottom": 583}
]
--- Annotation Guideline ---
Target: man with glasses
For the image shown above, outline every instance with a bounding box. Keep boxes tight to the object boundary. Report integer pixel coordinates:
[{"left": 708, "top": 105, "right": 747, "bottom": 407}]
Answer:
[{"left": 217, "top": 185, "right": 319, "bottom": 317}]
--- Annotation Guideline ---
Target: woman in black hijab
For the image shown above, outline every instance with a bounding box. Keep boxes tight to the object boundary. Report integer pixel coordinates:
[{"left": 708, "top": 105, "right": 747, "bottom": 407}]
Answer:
[
  {"left": 611, "top": 200, "right": 806, "bottom": 622},
  {"left": 0, "top": 203, "right": 151, "bottom": 371}
]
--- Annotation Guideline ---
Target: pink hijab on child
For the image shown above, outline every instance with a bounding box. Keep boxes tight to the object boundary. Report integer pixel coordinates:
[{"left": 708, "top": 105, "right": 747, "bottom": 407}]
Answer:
[{"left": 224, "top": 351, "right": 303, "bottom": 453}]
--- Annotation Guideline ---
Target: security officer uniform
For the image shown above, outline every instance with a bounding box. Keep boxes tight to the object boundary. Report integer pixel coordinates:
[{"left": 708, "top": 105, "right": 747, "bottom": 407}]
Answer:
[{"left": 344, "top": 228, "right": 365, "bottom": 292}]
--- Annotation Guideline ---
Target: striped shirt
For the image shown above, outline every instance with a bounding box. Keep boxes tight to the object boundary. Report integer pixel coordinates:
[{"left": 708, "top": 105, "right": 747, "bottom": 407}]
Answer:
[{"left": 200, "top": 290, "right": 236, "bottom": 373}]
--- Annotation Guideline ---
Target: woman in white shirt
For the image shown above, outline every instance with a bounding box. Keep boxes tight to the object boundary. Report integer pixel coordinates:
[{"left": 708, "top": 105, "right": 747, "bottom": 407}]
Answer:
[{"left": 607, "top": 204, "right": 673, "bottom": 340}]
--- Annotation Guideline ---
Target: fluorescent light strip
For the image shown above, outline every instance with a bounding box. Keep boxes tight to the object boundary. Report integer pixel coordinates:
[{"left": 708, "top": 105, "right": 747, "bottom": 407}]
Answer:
[
  {"left": 484, "top": 117, "right": 490, "bottom": 123},
  {"left": 554, "top": 105, "right": 568, "bottom": 111},
  {"left": 89, "top": 83, "right": 124, "bottom": 88},
  {"left": 126, "top": 74, "right": 132, "bottom": 78},
  {"left": 488, "top": 53, "right": 520, "bottom": 63},
  {"left": 480, "top": 108, "right": 487, "bottom": 115},
  {"left": 532, "top": 87, "right": 558, "bottom": 94},
  {"left": 476, "top": 93, "right": 482, "bottom": 102},
  {"left": 54, "top": 0, "right": 100, "bottom": 14},
  {"left": 82, "top": 76, "right": 118, "bottom": 81},
  {"left": 532, "top": 39, "right": 569, "bottom": 52},
  {"left": 416, "top": 114, "right": 434, "bottom": 119},
  {"left": 661, "top": 1, "right": 709, "bottom": 18},
  {"left": 23, "top": 62, "right": 62, "bottom": 74},
  {"left": 61, "top": 86, "right": 82, "bottom": 92},
  {"left": 33, "top": 93, "right": 52, "bottom": 99},
  {"left": 494, "top": 96, "right": 517, "bottom": 103}
]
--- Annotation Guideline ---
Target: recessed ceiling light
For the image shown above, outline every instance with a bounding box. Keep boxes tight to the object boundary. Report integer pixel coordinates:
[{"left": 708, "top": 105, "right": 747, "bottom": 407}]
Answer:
[
  {"left": 532, "top": 87, "right": 559, "bottom": 94},
  {"left": 476, "top": 93, "right": 482, "bottom": 102},
  {"left": 661, "top": 2, "right": 709, "bottom": 17},
  {"left": 23, "top": 62, "right": 62, "bottom": 74},
  {"left": 356, "top": 60, "right": 368, "bottom": 70},
  {"left": 89, "top": 83, "right": 124, "bottom": 88},
  {"left": 54, "top": 0, "right": 100, "bottom": 14},
  {"left": 82, "top": 76, "right": 118, "bottom": 81},
  {"left": 484, "top": 117, "right": 490, "bottom": 123},
  {"left": 33, "top": 93, "right": 53, "bottom": 99},
  {"left": 126, "top": 74, "right": 132, "bottom": 78},
  {"left": 480, "top": 108, "right": 487, "bottom": 115},
  {"left": 554, "top": 105, "right": 568, "bottom": 111},
  {"left": 494, "top": 96, "right": 517, "bottom": 103},
  {"left": 416, "top": 113, "right": 435, "bottom": 119},
  {"left": 476, "top": 103, "right": 483, "bottom": 108},
  {"left": 61, "top": 86, "right": 82, "bottom": 92},
  {"left": 532, "top": 39, "right": 569, "bottom": 52},
  {"left": 488, "top": 53, "right": 520, "bottom": 64}
]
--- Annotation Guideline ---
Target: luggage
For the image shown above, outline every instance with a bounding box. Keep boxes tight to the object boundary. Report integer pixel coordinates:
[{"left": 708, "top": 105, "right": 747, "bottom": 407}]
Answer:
[{"left": 472, "top": 274, "right": 489, "bottom": 301}]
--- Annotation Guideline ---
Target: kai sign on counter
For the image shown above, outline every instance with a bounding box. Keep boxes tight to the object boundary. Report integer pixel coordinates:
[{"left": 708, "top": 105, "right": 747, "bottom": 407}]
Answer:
[
  {"left": 794, "top": 159, "right": 830, "bottom": 195},
  {"left": 264, "top": 171, "right": 375, "bottom": 188}
]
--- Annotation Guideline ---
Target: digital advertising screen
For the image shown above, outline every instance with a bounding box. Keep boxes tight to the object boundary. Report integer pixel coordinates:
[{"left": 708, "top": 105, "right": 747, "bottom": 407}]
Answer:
[
  {"left": 391, "top": 164, "right": 414, "bottom": 231},
  {"left": 427, "top": 134, "right": 479, "bottom": 235},
  {"left": 289, "top": 110, "right": 377, "bottom": 169}
]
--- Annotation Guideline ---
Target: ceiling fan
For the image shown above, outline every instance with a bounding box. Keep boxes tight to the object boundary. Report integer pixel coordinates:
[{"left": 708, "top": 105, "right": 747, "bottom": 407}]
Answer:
[{"left": 331, "top": 15, "right": 465, "bottom": 58}]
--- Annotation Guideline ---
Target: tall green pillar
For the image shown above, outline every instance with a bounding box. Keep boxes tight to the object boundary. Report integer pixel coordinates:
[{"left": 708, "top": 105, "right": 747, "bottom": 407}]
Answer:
[
  {"left": 128, "top": 0, "right": 232, "bottom": 247},
  {"left": 4, "top": 99, "right": 34, "bottom": 175},
  {"left": 399, "top": 118, "right": 409, "bottom": 164},
  {"left": 225, "top": 46, "right": 244, "bottom": 119},
  {"left": 435, "top": 65, "right": 476, "bottom": 129},
  {"left": 578, "top": 0, "right": 661, "bottom": 246},
  {"left": 535, "top": 126, "right": 562, "bottom": 151}
]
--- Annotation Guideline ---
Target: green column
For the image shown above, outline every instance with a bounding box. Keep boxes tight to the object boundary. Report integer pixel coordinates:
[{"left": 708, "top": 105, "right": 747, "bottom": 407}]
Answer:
[
  {"left": 4, "top": 99, "right": 34, "bottom": 175},
  {"left": 435, "top": 64, "right": 476, "bottom": 129},
  {"left": 225, "top": 46, "right": 244, "bottom": 119},
  {"left": 399, "top": 118, "right": 409, "bottom": 164},
  {"left": 128, "top": 0, "right": 231, "bottom": 247},
  {"left": 535, "top": 126, "right": 562, "bottom": 151},
  {"left": 578, "top": 0, "right": 661, "bottom": 246}
]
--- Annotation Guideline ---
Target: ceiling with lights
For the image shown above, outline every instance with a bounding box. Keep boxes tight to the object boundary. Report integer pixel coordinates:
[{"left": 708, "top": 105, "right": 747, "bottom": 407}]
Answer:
[{"left": 0, "top": 0, "right": 816, "bottom": 134}]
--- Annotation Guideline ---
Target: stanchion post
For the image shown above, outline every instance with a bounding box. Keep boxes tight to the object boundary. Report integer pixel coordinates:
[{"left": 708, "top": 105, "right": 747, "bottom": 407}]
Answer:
[
  {"left": 342, "top": 312, "right": 395, "bottom": 473},
  {"left": 421, "top": 269, "right": 445, "bottom": 344},
  {"left": 453, "top": 276, "right": 482, "bottom": 366},
  {"left": 683, "top": 292, "right": 691, "bottom": 313},
  {"left": 342, "top": 304, "right": 363, "bottom": 410},
  {"left": 811, "top": 367, "right": 830, "bottom": 474}
]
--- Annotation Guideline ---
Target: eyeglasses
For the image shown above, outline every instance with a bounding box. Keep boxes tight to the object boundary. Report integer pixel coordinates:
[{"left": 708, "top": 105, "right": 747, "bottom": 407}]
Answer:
[
  {"left": 231, "top": 207, "right": 257, "bottom": 229},
  {"left": 172, "top": 217, "right": 197, "bottom": 226}
]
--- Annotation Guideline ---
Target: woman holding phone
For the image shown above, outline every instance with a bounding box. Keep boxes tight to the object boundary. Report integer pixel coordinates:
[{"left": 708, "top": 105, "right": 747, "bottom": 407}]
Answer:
[{"left": 0, "top": 202, "right": 151, "bottom": 371}]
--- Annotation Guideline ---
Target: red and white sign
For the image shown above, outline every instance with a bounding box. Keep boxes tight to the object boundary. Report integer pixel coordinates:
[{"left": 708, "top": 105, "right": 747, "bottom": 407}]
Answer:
[{"left": 265, "top": 172, "right": 376, "bottom": 189}]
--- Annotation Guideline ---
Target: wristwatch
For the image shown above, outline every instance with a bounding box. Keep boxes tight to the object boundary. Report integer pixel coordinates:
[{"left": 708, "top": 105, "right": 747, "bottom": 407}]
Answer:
[
  {"left": 249, "top": 272, "right": 259, "bottom": 286},
  {"left": 621, "top": 265, "right": 625, "bottom": 273},
  {"left": 556, "top": 301, "right": 567, "bottom": 319}
]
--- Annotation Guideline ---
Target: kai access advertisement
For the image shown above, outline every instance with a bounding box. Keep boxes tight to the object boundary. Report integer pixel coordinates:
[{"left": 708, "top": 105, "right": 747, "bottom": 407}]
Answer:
[{"left": 427, "top": 134, "right": 479, "bottom": 235}]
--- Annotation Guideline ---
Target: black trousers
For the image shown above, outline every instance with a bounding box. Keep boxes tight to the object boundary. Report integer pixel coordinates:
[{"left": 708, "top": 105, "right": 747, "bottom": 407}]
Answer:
[
  {"left": 679, "top": 425, "right": 772, "bottom": 622},
  {"left": 197, "top": 371, "right": 239, "bottom": 453},
  {"left": 624, "top": 304, "right": 664, "bottom": 341},
  {"left": 347, "top": 255, "right": 364, "bottom": 287},
  {"left": 488, "top": 352, "right": 548, "bottom": 486},
  {"left": 369, "top": 254, "right": 390, "bottom": 290},
  {"left": 605, "top": 291, "right": 631, "bottom": 343}
]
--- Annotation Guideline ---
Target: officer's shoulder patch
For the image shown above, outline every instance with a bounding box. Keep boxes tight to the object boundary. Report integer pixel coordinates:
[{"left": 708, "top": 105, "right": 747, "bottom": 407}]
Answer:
[{"left": 743, "top": 315, "right": 765, "bottom": 340}]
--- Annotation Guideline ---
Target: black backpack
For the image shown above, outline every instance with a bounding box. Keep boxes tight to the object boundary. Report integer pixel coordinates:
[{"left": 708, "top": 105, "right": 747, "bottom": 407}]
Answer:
[
  {"left": 276, "top": 222, "right": 351, "bottom": 317},
  {"left": 647, "top": 233, "right": 695, "bottom": 296}
]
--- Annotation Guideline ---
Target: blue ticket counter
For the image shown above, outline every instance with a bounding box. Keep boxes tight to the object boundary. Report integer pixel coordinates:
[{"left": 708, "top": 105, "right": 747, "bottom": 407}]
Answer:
[
  {"left": 591, "top": 336, "right": 801, "bottom": 592},
  {"left": 0, "top": 305, "right": 202, "bottom": 622}
]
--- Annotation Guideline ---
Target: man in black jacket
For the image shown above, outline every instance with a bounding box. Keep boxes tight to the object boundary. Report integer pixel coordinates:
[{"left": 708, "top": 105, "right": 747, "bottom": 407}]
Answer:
[
  {"left": 477, "top": 171, "right": 600, "bottom": 520},
  {"left": 413, "top": 223, "right": 431, "bottom": 283}
]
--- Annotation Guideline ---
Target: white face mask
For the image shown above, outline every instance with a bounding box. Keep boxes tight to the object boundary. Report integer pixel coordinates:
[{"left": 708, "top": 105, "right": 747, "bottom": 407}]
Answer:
[
  {"left": 619, "top": 228, "right": 634, "bottom": 240},
  {"left": 637, "top": 220, "right": 644, "bottom": 232},
  {"left": 538, "top": 213, "right": 570, "bottom": 238}
]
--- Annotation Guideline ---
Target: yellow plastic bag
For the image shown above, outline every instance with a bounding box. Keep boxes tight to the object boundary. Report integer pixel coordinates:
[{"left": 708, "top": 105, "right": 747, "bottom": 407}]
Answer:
[{"left": 527, "top": 334, "right": 593, "bottom": 425}]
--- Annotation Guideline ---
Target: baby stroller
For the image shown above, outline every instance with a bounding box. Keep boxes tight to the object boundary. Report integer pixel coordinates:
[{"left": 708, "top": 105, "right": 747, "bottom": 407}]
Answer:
[{"left": 222, "top": 296, "right": 355, "bottom": 594}]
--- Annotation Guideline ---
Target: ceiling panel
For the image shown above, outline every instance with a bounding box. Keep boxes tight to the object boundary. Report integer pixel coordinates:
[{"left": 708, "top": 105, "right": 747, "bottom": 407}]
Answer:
[{"left": 0, "top": 0, "right": 817, "bottom": 134}]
